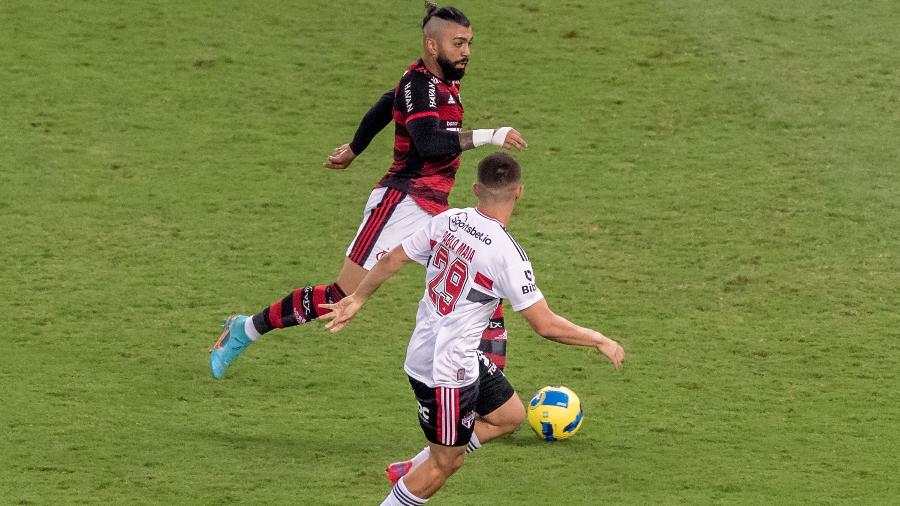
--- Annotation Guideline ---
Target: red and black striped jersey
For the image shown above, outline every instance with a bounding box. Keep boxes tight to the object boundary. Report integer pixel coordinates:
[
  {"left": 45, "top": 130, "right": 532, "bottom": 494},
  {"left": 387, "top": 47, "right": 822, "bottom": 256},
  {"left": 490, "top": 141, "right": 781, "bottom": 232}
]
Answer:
[{"left": 377, "top": 59, "right": 464, "bottom": 215}]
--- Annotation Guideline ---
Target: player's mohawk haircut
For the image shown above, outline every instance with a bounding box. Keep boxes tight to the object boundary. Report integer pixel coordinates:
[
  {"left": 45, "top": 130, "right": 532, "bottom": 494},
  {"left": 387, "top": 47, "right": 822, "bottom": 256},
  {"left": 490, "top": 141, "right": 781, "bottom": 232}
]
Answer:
[{"left": 423, "top": 2, "right": 470, "bottom": 29}]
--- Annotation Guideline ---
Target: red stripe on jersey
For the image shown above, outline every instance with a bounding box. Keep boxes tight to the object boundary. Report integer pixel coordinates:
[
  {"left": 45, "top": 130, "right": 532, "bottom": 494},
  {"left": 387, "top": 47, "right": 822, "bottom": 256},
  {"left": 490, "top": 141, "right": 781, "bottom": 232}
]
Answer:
[
  {"left": 406, "top": 111, "right": 440, "bottom": 124},
  {"left": 410, "top": 196, "right": 449, "bottom": 216},
  {"left": 483, "top": 352, "right": 506, "bottom": 370},
  {"left": 429, "top": 239, "right": 437, "bottom": 249},
  {"left": 436, "top": 105, "right": 463, "bottom": 121},
  {"left": 413, "top": 174, "right": 455, "bottom": 193},
  {"left": 474, "top": 272, "right": 494, "bottom": 290},
  {"left": 492, "top": 304, "right": 504, "bottom": 319},
  {"left": 393, "top": 135, "right": 411, "bottom": 152}
]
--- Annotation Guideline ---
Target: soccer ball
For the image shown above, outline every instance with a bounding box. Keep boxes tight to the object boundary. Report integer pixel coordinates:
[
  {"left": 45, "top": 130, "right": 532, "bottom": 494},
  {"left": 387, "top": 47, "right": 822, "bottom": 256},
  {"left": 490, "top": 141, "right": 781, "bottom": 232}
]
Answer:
[{"left": 526, "top": 385, "right": 584, "bottom": 441}]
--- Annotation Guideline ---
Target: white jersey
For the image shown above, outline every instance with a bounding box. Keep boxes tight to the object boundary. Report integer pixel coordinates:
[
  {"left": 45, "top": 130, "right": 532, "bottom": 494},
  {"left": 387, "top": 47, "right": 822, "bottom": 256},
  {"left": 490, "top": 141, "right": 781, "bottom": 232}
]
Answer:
[{"left": 400, "top": 207, "right": 544, "bottom": 388}]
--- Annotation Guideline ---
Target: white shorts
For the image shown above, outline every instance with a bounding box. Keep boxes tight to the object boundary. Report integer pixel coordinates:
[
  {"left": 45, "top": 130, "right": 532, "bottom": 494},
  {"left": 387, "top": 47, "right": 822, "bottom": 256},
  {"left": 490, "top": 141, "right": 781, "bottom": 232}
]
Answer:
[{"left": 346, "top": 187, "right": 433, "bottom": 270}]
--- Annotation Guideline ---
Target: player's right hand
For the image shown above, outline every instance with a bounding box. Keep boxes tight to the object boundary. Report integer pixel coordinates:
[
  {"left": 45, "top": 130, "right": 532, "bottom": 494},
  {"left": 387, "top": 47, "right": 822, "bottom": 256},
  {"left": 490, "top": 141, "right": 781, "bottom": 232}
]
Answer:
[
  {"left": 323, "top": 143, "right": 357, "bottom": 170},
  {"left": 501, "top": 128, "right": 527, "bottom": 151},
  {"left": 319, "top": 295, "right": 364, "bottom": 333}
]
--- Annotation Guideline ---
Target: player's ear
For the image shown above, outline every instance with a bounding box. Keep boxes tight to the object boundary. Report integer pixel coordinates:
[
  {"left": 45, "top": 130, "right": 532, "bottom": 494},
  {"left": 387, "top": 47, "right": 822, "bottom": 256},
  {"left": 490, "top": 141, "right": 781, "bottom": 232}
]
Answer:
[
  {"left": 472, "top": 182, "right": 480, "bottom": 198},
  {"left": 424, "top": 36, "right": 438, "bottom": 56},
  {"left": 515, "top": 184, "right": 524, "bottom": 201}
]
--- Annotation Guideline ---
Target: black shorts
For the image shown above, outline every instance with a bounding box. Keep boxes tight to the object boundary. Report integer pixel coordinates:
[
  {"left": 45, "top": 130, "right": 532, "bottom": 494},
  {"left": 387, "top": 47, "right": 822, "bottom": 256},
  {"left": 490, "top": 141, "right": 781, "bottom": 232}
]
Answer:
[{"left": 408, "top": 351, "right": 515, "bottom": 447}]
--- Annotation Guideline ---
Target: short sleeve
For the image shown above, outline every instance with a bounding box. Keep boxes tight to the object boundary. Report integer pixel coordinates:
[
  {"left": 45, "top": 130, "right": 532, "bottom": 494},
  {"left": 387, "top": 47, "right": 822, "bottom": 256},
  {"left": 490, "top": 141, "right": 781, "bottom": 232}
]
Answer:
[
  {"left": 401, "top": 218, "right": 437, "bottom": 266},
  {"left": 396, "top": 71, "right": 439, "bottom": 124},
  {"left": 495, "top": 260, "right": 544, "bottom": 311}
]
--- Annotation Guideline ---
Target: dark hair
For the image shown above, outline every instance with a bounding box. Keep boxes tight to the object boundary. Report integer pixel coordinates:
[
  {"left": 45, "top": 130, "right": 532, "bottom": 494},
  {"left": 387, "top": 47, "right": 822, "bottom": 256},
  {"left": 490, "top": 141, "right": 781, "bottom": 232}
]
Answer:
[
  {"left": 423, "top": 2, "right": 470, "bottom": 29},
  {"left": 477, "top": 152, "right": 521, "bottom": 190}
]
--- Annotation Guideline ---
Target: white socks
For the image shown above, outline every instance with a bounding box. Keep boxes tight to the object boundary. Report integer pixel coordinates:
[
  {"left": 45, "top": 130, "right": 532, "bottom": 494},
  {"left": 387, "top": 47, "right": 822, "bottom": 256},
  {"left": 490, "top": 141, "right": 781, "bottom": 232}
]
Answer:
[
  {"left": 381, "top": 477, "right": 427, "bottom": 505},
  {"left": 244, "top": 317, "right": 260, "bottom": 341}
]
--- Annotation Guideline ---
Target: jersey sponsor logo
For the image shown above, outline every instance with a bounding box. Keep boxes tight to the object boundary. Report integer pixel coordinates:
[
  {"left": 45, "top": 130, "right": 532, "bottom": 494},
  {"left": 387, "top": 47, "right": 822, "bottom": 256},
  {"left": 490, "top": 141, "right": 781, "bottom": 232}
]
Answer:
[
  {"left": 403, "top": 81, "right": 414, "bottom": 113},
  {"left": 448, "top": 212, "right": 492, "bottom": 245},
  {"left": 521, "top": 270, "right": 537, "bottom": 294},
  {"left": 488, "top": 320, "right": 504, "bottom": 330},
  {"left": 428, "top": 81, "right": 437, "bottom": 109}
]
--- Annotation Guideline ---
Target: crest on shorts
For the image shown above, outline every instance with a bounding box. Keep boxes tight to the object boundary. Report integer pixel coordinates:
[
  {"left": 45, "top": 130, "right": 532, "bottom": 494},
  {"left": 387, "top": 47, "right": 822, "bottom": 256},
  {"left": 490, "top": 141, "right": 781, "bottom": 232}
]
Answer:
[{"left": 461, "top": 410, "right": 476, "bottom": 429}]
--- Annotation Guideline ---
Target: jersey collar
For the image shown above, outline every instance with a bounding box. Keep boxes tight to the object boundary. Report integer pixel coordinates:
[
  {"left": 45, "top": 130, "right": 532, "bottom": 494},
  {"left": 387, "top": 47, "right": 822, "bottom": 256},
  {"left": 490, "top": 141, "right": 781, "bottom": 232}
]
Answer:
[{"left": 474, "top": 207, "right": 506, "bottom": 229}]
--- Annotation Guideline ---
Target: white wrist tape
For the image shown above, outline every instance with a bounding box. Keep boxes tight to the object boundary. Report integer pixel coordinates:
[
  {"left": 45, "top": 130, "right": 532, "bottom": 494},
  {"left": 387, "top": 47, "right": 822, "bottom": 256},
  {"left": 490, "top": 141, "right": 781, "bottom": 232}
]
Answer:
[
  {"left": 472, "top": 129, "right": 494, "bottom": 147},
  {"left": 490, "top": 127, "right": 512, "bottom": 147}
]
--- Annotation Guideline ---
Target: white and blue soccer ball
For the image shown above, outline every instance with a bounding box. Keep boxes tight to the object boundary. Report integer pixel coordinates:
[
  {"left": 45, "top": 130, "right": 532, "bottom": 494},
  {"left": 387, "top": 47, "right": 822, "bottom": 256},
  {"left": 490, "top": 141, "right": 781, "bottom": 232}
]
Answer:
[{"left": 527, "top": 385, "right": 584, "bottom": 441}]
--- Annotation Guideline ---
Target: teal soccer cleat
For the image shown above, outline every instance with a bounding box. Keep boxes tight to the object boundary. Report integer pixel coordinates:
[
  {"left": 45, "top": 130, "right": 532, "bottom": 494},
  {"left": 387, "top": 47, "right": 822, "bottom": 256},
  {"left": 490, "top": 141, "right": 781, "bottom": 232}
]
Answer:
[{"left": 209, "top": 315, "right": 253, "bottom": 379}]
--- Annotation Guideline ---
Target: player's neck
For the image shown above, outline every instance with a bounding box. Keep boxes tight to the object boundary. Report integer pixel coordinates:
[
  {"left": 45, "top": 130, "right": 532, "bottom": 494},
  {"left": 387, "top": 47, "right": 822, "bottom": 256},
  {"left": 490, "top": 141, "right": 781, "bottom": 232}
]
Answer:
[
  {"left": 421, "top": 55, "right": 446, "bottom": 81},
  {"left": 475, "top": 204, "right": 513, "bottom": 228}
]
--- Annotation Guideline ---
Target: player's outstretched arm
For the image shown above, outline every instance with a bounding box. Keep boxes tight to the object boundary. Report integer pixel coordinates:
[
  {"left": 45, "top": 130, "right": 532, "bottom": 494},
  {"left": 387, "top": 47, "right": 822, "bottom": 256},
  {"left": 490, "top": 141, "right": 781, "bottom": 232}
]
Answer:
[
  {"left": 460, "top": 127, "right": 528, "bottom": 151},
  {"left": 319, "top": 245, "right": 413, "bottom": 332},
  {"left": 324, "top": 89, "right": 394, "bottom": 170},
  {"left": 520, "top": 299, "right": 624, "bottom": 369}
]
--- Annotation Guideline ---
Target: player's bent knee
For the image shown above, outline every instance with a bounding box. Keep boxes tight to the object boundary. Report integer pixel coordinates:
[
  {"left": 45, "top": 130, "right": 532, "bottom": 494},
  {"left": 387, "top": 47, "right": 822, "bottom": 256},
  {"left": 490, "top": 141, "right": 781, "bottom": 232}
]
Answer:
[{"left": 510, "top": 399, "right": 526, "bottom": 427}]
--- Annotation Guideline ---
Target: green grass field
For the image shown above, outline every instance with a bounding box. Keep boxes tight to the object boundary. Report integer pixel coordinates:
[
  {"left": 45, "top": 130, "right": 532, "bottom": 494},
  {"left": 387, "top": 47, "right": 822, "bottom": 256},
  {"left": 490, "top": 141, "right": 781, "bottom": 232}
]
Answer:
[{"left": 2, "top": 1, "right": 899, "bottom": 504}]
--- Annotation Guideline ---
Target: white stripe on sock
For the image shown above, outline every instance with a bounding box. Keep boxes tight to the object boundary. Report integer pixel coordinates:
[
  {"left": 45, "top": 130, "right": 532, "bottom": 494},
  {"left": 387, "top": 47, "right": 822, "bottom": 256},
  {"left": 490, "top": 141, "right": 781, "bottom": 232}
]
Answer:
[
  {"left": 395, "top": 477, "right": 427, "bottom": 505},
  {"left": 466, "top": 431, "right": 481, "bottom": 453}
]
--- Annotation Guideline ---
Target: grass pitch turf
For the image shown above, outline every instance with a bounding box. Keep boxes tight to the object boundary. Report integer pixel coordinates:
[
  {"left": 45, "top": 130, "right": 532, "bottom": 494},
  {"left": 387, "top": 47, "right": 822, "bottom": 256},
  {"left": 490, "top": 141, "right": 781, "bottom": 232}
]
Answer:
[{"left": 2, "top": 1, "right": 898, "bottom": 504}]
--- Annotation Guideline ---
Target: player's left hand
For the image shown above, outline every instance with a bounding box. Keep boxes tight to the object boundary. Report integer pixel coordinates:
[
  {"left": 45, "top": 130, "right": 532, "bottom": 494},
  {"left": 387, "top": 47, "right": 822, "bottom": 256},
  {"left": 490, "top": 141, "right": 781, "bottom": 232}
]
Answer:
[
  {"left": 323, "top": 143, "right": 357, "bottom": 170},
  {"left": 596, "top": 336, "right": 625, "bottom": 369},
  {"left": 319, "top": 295, "right": 364, "bottom": 333}
]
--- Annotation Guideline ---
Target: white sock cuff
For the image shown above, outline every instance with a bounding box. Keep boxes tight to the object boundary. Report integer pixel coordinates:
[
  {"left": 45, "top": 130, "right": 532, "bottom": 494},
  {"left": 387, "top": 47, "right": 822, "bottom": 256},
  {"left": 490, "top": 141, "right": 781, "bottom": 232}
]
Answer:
[
  {"left": 394, "top": 477, "right": 428, "bottom": 505},
  {"left": 411, "top": 446, "right": 430, "bottom": 467},
  {"left": 466, "top": 432, "right": 482, "bottom": 453},
  {"left": 244, "top": 317, "right": 260, "bottom": 341}
]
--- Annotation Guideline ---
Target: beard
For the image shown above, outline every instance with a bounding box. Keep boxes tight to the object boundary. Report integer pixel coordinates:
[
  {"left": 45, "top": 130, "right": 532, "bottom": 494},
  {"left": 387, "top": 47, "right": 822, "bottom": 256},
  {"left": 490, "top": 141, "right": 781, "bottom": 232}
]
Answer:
[{"left": 437, "top": 54, "right": 467, "bottom": 81}]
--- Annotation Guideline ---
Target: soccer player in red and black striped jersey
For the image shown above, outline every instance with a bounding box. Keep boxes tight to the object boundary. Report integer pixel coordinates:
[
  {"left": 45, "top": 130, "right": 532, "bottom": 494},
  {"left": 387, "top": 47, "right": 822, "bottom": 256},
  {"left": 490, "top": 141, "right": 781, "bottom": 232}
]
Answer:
[{"left": 209, "top": 4, "right": 527, "bottom": 379}]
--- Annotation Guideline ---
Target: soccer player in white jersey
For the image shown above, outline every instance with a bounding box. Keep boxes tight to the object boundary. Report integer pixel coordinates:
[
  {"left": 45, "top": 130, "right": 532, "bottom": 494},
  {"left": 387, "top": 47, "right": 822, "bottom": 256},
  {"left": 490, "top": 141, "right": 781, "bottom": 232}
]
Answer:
[{"left": 321, "top": 152, "right": 625, "bottom": 505}]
